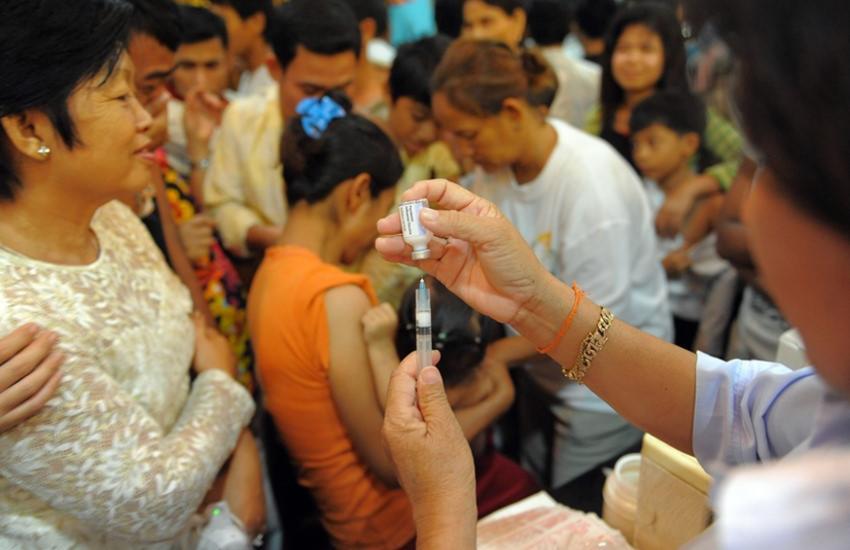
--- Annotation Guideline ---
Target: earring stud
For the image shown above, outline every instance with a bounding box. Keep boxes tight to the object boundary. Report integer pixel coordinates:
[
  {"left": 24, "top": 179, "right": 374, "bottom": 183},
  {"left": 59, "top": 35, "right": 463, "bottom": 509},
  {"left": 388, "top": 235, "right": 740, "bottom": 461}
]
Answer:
[{"left": 37, "top": 144, "right": 51, "bottom": 159}]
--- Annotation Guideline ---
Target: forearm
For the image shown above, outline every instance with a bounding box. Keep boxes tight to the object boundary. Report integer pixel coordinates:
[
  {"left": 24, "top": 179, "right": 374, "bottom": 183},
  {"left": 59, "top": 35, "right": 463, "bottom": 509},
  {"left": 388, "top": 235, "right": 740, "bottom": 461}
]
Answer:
[
  {"left": 514, "top": 274, "right": 698, "bottom": 454},
  {"left": 223, "top": 430, "right": 266, "bottom": 537},
  {"left": 453, "top": 386, "right": 513, "bottom": 441},
  {"left": 245, "top": 224, "right": 282, "bottom": 253},
  {"left": 486, "top": 335, "right": 539, "bottom": 366},
  {"left": 153, "top": 177, "right": 216, "bottom": 326},
  {"left": 681, "top": 195, "right": 723, "bottom": 246},
  {"left": 366, "top": 340, "right": 400, "bottom": 411},
  {"left": 414, "top": 490, "right": 477, "bottom": 550}
]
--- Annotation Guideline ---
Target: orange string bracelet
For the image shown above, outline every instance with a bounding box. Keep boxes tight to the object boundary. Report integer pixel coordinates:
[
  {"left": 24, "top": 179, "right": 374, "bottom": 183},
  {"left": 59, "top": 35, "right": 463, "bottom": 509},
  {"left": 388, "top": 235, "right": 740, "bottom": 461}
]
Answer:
[{"left": 536, "top": 282, "right": 585, "bottom": 355}]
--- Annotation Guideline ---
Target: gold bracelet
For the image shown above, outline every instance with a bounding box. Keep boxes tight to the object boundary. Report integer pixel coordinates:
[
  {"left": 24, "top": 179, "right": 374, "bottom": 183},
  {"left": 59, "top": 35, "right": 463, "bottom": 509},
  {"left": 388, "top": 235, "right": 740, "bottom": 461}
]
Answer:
[{"left": 562, "top": 307, "right": 615, "bottom": 384}]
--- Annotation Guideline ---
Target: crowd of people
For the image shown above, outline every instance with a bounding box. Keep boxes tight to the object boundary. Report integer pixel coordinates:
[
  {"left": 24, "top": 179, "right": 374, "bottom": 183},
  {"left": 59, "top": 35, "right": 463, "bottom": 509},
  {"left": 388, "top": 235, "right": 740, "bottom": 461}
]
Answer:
[{"left": 0, "top": 0, "right": 847, "bottom": 549}]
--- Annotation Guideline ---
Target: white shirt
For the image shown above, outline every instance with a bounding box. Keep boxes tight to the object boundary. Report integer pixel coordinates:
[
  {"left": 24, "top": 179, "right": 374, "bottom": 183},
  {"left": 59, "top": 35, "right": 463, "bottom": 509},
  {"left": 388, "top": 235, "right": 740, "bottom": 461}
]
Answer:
[
  {"left": 203, "top": 85, "right": 285, "bottom": 256},
  {"left": 233, "top": 64, "right": 276, "bottom": 99},
  {"left": 541, "top": 47, "right": 601, "bottom": 129},
  {"left": 686, "top": 352, "right": 850, "bottom": 549},
  {"left": 471, "top": 119, "right": 672, "bottom": 412},
  {"left": 645, "top": 180, "right": 730, "bottom": 321}
]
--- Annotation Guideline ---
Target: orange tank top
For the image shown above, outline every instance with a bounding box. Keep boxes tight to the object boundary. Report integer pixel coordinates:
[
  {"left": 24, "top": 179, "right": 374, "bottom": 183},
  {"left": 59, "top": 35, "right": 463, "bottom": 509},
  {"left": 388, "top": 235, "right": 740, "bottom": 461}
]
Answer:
[{"left": 248, "top": 246, "right": 414, "bottom": 549}]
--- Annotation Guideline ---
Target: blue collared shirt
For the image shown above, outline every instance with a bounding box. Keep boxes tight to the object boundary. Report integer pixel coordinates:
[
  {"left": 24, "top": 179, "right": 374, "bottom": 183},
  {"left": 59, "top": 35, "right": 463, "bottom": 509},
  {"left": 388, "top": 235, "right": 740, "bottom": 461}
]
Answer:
[{"left": 687, "top": 353, "right": 850, "bottom": 549}]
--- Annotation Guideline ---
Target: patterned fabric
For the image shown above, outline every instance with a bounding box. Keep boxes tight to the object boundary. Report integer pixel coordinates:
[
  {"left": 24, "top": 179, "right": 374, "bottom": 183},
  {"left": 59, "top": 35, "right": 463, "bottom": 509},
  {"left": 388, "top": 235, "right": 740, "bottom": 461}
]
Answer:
[
  {"left": 159, "top": 157, "right": 255, "bottom": 392},
  {"left": 0, "top": 201, "right": 255, "bottom": 548}
]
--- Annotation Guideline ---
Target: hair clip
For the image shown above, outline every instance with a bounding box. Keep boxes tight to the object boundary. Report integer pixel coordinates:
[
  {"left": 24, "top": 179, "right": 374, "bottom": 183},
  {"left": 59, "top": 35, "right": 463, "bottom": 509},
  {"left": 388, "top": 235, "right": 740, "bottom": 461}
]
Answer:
[{"left": 296, "top": 96, "right": 346, "bottom": 139}]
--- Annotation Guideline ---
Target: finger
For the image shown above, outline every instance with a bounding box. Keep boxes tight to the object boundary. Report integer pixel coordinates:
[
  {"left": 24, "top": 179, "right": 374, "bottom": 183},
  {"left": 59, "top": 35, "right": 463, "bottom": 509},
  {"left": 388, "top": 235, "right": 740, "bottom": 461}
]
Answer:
[
  {"left": 0, "top": 368, "right": 62, "bottom": 433},
  {"left": 0, "top": 324, "right": 40, "bottom": 364},
  {"left": 398, "top": 179, "right": 479, "bottom": 213},
  {"left": 418, "top": 207, "right": 503, "bottom": 248},
  {"left": 377, "top": 213, "right": 402, "bottom": 236},
  {"left": 384, "top": 353, "right": 421, "bottom": 422},
  {"left": 0, "top": 350, "right": 63, "bottom": 414},
  {"left": 0, "top": 331, "right": 59, "bottom": 393},
  {"left": 416, "top": 366, "right": 459, "bottom": 431},
  {"left": 385, "top": 351, "right": 441, "bottom": 423},
  {"left": 375, "top": 235, "right": 449, "bottom": 264}
]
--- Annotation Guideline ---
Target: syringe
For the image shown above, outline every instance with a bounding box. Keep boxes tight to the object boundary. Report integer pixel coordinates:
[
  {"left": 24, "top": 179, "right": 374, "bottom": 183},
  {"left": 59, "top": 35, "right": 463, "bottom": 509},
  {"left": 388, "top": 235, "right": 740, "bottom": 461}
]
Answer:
[{"left": 415, "top": 278, "right": 432, "bottom": 374}]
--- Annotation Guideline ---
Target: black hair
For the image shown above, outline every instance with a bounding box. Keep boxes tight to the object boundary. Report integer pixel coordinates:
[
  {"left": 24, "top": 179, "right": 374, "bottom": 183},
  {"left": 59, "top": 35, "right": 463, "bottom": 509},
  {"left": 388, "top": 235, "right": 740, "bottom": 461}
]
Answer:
[
  {"left": 574, "top": 0, "right": 617, "bottom": 39},
  {"left": 390, "top": 35, "right": 452, "bottom": 105},
  {"left": 600, "top": 3, "right": 687, "bottom": 135},
  {"left": 127, "top": 0, "right": 183, "bottom": 52},
  {"left": 630, "top": 90, "right": 717, "bottom": 171},
  {"left": 209, "top": 0, "right": 272, "bottom": 21},
  {"left": 0, "top": 0, "right": 132, "bottom": 201},
  {"left": 465, "top": 0, "right": 528, "bottom": 15},
  {"left": 685, "top": 0, "right": 850, "bottom": 240},
  {"left": 178, "top": 5, "right": 229, "bottom": 49},
  {"left": 435, "top": 0, "right": 464, "bottom": 38},
  {"left": 283, "top": 92, "right": 403, "bottom": 205},
  {"left": 630, "top": 90, "right": 705, "bottom": 136},
  {"left": 396, "top": 277, "right": 504, "bottom": 387},
  {"left": 341, "top": 0, "right": 388, "bottom": 38},
  {"left": 266, "top": 0, "right": 361, "bottom": 72},
  {"left": 527, "top": 0, "right": 572, "bottom": 47}
]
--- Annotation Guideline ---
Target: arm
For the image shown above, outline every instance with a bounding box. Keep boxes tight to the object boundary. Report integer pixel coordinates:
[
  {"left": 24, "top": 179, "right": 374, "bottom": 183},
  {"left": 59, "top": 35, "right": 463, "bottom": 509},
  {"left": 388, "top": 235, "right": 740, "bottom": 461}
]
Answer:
[
  {"left": 326, "top": 285, "right": 398, "bottom": 487},
  {"left": 202, "top": 104, "right": 268, "bottom": 257},
  {"left": 382, "top": 355, "right": 477, "bottom": 550},
  {"left": 183, "top": 89, "right": 227, "bottom": 206},
  {"left": 665, "top": 194, "right": 726, "bottom": 277},
  {"left": 655, "top": 174, "right": 724, "bottom": 238},
  {"left": 376, "top": 180, "right": 698, "bottom": 453},
  {"left": 703, "top": 109, "right": 745, "bottom": 191},
  {"left": 451, "top": 360, "right": 515, "bottom": 441},
  {"left": 485, "top": 335, "right": 539, "bottom": 366},
  {"left": 221, "top": 430, "right": 267, "bottom": 537},
  {"left": 715, "top": 157, "right": 759, "bottom": 282},
  {"left": 152, "top": 176, "right": 217, "bottom": 327},
  {"left": 0, "top": 321, "right": 255, "bottom": 541},
  {"left": 361, "top": 303, "right": 402, "bottom": 411}
]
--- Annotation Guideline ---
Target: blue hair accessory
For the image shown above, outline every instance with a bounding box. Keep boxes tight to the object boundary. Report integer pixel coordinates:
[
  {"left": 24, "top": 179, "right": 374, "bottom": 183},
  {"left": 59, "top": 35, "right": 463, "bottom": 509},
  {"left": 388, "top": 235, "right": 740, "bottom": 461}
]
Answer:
[{"left": 296, "top": 96, "right": 346, "bottom": 139}]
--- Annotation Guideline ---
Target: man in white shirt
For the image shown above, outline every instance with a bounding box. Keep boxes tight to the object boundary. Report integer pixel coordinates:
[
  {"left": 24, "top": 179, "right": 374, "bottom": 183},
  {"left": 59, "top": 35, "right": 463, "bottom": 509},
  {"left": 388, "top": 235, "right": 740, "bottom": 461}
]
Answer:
[{"left": 203, "top": 0, "right": 361, "bottom": 256}]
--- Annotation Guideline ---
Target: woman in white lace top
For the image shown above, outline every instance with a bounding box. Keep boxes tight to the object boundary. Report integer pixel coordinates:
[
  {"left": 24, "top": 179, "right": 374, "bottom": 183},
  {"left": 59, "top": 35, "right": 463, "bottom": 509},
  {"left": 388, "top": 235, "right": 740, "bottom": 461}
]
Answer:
[{"left": 0, "top": 1, "right": 255, "bottom": 547}]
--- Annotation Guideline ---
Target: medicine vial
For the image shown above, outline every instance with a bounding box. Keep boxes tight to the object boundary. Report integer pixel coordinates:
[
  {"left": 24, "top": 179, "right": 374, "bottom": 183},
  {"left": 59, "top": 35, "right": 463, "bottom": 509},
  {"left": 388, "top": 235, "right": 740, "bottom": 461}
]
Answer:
[{"left": 399, "top": 198, "right": 432, "bottom": 260}]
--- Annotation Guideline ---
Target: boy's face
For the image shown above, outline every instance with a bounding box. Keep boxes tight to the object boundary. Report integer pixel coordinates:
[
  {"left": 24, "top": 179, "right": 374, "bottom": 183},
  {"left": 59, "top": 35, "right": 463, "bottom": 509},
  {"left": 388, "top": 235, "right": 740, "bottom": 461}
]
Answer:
[
  {"left": 631, "top": 123, "right": 698, "bottom": 182},
  {"left": 172, "top": 38, "right": 230, "bottom": 98},
  {"left": 388, "top": 97, "right": 438, "bottom": 157}
]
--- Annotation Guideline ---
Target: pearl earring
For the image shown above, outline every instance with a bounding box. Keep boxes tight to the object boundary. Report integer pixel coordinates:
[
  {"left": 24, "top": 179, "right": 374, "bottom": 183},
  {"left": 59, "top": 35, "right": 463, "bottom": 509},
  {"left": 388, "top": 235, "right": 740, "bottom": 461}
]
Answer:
[{"left": 37, "top": 144, "right": 51, "bottom": 159}]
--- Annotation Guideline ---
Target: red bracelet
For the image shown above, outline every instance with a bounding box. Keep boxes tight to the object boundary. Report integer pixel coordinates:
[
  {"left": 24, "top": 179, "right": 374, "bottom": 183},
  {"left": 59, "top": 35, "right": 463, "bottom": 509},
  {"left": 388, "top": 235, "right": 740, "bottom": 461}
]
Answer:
[{"left": 536, "top": 282, "right": 584, "bottom": 355}]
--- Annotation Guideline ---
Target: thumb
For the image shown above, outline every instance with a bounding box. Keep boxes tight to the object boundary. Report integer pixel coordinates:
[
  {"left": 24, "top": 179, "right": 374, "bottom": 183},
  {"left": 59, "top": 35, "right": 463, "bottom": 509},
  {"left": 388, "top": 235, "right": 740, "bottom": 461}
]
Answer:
[
  {"left": 416, "top": 366, "right": 456, "bottom": 427},
  {"left": 420, "top": 207, "right": 498, "bottom": 246}
]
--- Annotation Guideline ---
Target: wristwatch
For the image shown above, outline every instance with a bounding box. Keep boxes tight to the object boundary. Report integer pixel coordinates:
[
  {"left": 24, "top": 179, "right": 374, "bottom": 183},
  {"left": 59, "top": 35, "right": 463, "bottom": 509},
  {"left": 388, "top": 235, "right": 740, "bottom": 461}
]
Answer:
[{"left": 190, "top": 156, "right": 211, "bottom": 171}]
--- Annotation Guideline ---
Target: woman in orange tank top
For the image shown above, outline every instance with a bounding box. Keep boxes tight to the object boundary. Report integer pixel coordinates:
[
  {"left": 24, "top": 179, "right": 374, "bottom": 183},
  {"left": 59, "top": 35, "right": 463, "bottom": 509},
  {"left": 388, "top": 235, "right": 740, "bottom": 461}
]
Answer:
[{"left": 247, "top": 93, "right": 413, "bottom": 549}]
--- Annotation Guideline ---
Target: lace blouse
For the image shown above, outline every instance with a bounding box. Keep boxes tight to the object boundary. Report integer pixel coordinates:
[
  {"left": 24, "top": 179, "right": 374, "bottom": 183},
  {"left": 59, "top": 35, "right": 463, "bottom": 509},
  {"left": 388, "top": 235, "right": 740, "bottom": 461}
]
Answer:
[{"left": 0, "top": 201, "right": 255, "bottom": 548}]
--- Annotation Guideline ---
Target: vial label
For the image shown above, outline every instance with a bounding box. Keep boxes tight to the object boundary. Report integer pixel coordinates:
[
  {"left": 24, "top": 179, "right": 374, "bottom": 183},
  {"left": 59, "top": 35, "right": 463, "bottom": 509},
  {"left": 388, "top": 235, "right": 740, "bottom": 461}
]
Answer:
[{"left": 400, "top": 199, "right": 429, "bottom": 238}]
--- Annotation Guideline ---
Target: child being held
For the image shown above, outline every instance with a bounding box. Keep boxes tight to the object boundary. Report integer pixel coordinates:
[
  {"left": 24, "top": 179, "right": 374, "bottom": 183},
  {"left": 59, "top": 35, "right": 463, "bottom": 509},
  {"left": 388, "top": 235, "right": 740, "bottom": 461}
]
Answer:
[
  {"left": 630, "top": 90, "right": 730, "bottom": 349},
  {"left": 361, "top": 276, "right": 539, "bottom": 518}
]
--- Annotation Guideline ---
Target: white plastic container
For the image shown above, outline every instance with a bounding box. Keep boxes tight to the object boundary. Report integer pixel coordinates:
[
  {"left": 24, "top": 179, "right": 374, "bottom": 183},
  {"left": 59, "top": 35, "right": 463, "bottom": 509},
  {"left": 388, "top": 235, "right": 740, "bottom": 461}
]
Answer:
[{"left": 602, "top": 453, "right": 642, "bottom": 543}]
